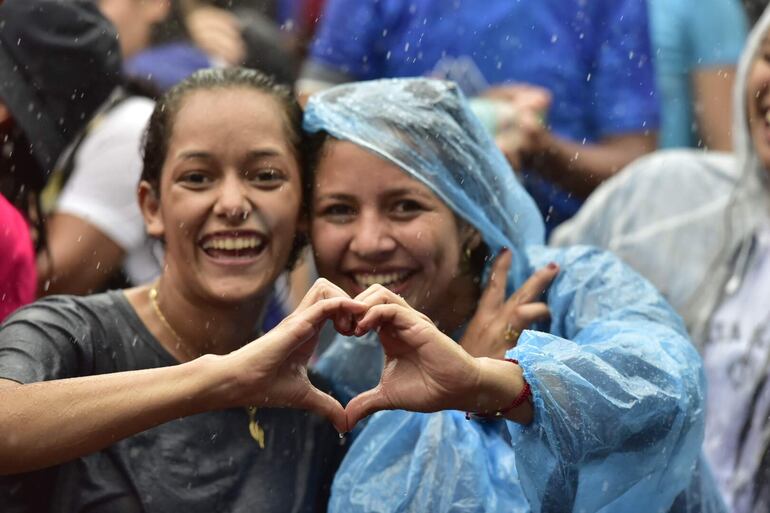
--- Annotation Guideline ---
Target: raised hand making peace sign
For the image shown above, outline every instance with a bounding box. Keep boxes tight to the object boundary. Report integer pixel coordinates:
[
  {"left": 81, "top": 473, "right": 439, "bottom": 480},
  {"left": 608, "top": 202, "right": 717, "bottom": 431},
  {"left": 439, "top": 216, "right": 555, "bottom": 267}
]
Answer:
[{"left": 461, "top": 249, "right": 558, "bottom": 359}]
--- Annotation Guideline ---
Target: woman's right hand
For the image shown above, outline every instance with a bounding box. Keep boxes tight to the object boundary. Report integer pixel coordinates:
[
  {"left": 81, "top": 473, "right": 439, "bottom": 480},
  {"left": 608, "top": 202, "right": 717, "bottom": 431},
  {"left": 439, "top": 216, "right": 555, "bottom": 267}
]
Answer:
[
  {"left": 218, "top": 279, "right": 367, "bottom": 433},
  {"left": 460, "top": 249, "right": 558, "bottom": 359}
]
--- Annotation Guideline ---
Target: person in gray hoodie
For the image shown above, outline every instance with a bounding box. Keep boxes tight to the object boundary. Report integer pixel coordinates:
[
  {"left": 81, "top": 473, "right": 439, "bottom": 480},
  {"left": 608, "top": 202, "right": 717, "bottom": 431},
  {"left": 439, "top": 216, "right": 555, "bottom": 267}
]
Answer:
[{"left": 552, "top": 6, "right": 770, "bottom": 511}]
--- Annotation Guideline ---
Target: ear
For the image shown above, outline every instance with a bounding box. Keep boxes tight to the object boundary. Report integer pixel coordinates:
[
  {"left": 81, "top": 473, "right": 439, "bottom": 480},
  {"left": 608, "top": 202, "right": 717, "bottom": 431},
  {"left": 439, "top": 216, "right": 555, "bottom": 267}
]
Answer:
[
  {"left": 460, "top": 224, "right": 483, "bottom": 252},
  {"left": 0, "top": 101, "right": 12, "bottom": 124},
  {"left": 0, "top": 101, "right": 15, "bottom": 136},
  {"left": 138, "top": 180, "right": 165, "bottom": 238}
]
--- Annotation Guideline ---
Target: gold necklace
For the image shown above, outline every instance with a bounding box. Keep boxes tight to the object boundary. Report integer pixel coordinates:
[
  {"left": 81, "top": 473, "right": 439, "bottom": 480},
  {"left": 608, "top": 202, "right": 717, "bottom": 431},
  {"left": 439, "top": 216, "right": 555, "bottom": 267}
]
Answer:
[
  {"left": 148, "top": 286, "right": 184, "bottom": 345},
  {"left": 147, "top": 285, "right": 265, "bottom": 449}
]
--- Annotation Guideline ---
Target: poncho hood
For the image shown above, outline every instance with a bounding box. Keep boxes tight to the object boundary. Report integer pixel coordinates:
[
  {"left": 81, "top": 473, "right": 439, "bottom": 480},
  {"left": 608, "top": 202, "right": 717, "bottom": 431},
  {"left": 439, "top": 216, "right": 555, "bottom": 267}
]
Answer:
[{"left": 303, "top": 77, "right": 544, "bottom": 290}]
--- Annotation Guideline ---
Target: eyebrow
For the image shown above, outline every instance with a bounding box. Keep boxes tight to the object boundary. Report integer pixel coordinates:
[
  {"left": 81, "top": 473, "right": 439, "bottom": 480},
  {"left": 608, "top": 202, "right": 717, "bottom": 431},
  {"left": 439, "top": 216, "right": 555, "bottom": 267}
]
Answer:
[
  {"left": 315, "top": 192, "right": 356, "bottom": 202},
  {"left": 383, "top": 187, "right": 433, "bottom": 199},
  {"left": 177, "top": 149, "right": 285, "bottom": 161},
  {"left": 315, "top": 188, "right": 435, "bottom": 201}
]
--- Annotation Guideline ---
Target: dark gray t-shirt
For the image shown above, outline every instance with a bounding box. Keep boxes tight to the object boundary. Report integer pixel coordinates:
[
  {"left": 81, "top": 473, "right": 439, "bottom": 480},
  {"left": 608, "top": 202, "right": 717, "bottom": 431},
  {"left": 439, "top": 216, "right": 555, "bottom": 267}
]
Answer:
[{"left": 0, "top": 291, "right": 344, "bottom": 513}]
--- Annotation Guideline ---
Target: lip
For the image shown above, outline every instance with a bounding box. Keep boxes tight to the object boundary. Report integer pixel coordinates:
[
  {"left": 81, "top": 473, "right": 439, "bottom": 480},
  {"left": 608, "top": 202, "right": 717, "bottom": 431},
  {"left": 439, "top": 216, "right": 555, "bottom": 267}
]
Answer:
[{"left": 198, "top": 229, "right": 268, "bottom": 266}]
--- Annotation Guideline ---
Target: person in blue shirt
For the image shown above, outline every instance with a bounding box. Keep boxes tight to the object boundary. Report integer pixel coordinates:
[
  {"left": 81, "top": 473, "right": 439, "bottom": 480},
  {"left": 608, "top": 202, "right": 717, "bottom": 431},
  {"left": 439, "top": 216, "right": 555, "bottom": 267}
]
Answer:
[
  {"left": 647, "top": 0, "right": 747, "bottom": 150},
  {"left": 298, "top": 0, "right": 660, "bottom": 230},
  {"left": 304, "top": 77, "right": 723, "bottom": 512}
]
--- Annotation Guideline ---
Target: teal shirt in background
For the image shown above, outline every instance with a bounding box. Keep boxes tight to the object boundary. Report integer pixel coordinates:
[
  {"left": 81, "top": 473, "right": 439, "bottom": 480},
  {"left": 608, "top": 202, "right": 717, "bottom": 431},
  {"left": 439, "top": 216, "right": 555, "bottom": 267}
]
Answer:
[{"left": 648, "top": 0, "right": 747, "bottom": 148}]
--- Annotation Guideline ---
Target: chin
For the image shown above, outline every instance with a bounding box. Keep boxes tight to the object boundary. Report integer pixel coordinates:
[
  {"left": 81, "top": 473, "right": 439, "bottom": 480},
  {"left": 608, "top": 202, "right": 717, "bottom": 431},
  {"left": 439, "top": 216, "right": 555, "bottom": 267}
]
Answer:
[{"left": 206, "top": 279, "right": 272, "bottom": 304}]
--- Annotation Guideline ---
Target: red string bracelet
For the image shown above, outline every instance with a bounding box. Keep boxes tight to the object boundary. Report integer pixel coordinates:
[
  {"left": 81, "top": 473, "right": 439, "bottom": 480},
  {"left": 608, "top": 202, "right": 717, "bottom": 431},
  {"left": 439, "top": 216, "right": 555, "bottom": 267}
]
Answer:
[{"left": 465, "top": 358, "right": 532, "bottom": 420}]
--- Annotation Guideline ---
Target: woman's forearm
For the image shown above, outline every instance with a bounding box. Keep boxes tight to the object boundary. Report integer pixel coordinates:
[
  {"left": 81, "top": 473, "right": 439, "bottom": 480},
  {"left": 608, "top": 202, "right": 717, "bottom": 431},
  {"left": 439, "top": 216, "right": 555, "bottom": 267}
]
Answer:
[
  {"left": 0, "top": 355, "right": 233, "bottom": 475},
  {"left": 473, "top": 357, "right": 534, "bottom": 425}
]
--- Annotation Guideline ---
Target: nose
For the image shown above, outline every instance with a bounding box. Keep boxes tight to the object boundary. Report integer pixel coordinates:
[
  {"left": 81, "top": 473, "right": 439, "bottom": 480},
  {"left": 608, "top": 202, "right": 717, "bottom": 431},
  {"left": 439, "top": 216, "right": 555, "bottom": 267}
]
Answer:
[
  {"left": 349, "top": 211, "right": 397, "bottom": 259},
  {"left": 213, "top": 173, "right": 252, "bottom": 222}
]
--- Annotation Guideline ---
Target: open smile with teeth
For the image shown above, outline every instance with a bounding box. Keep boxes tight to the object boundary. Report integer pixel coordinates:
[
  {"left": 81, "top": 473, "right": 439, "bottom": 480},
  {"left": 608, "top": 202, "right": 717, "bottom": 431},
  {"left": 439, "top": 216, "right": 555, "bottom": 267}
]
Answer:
[
  {"left": 200, "top": 234, "right": 266, "bottom": 259},
  {"left": 353, "top": 271, "right": 413, "bottom": 288}
]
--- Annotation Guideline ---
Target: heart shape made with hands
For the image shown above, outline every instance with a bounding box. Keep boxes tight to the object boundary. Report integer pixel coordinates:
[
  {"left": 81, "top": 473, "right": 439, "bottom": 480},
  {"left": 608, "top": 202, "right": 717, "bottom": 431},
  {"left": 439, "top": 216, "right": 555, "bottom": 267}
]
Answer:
[
  {"left": 279, "top": 251, "right": 554, "bottom": 433},
  {"left": 271, "top": 279, "right": 483, "bottom": 434}
]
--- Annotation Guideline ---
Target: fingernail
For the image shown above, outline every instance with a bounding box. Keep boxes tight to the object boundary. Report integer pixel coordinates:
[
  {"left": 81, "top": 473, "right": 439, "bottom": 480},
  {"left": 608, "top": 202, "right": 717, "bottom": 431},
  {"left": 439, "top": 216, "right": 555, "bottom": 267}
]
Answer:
[
  {"left": 547, "top": 262, "right": 558, "bottom": 270},
  {"left": 499, "top": 247, "right": 510, "bottom": 255}
]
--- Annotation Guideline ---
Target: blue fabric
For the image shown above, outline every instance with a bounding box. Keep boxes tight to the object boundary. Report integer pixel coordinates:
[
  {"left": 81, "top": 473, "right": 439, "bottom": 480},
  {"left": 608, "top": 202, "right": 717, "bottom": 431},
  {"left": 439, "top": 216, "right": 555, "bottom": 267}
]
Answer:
[
  {"left": 648, "top": 0, "right": 747, "bottom": 148},
  {"left": 305, "top": 78, "right": 722, "bottom": 512},
  {"left": 261, "top": 294, "right": 286, "bottom": 332},
  {"left": 125, "top": 42, "right": 212, "bottom": 91},
  {"left": 307, "top": 0, "right": 659, "bottom": 226}
]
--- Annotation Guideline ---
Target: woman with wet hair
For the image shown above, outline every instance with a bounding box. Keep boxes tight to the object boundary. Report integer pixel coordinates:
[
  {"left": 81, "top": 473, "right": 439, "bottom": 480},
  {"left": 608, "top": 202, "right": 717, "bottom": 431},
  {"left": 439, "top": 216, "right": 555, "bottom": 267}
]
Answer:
[
  {"left": 0, "top": 68, "right": 360, "bottom": 513},
  {"left": 304, "top": 78, "right": 725, "bottom": 512}
]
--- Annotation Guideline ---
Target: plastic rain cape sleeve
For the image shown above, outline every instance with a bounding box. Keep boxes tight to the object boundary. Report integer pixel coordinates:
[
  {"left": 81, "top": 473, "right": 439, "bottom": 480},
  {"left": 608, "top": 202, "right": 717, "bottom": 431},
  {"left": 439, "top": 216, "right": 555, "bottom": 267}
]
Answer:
[{"left": 304, "top": 78, "right": 719, "bottom": 513}]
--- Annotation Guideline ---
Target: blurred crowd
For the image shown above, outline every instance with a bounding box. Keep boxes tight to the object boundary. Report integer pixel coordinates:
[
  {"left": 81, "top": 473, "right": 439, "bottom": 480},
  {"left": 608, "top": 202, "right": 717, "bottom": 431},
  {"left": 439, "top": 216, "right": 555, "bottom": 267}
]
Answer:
[{"left": 1, "top": 0, "right": 770, "bottom": 512}]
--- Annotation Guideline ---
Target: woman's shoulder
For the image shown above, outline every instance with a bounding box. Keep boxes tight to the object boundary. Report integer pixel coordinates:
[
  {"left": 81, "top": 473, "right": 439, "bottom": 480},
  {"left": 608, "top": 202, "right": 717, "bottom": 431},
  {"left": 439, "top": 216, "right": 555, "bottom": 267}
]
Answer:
[
  {"left": 0, "top": 291, "right": 146, "bottom": 383},
  {"left": 527, "top": 244, "right": 676, "bottom": 306},
  {"left": 551, "top": 149, "right": 737, "bottom": 249},
  {"left": 2, "top": 291, "right": 134, "bottom": 334},
  {"left": 527, "top": 244, "right": 617, "bottom": 270}
]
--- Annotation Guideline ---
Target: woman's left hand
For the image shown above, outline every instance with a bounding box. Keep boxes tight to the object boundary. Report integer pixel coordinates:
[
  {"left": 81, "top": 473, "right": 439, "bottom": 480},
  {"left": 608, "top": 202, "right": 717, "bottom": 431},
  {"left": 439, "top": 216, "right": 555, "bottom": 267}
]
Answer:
[{"left": 460, "top": 249, "right": 558, "bottom": 359}]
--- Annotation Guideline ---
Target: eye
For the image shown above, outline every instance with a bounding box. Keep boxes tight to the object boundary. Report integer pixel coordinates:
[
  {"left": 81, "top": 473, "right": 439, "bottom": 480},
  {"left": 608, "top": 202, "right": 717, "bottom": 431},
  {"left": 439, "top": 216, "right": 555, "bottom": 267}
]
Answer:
[
  {"left": 391, "top": 199, "right": 425, "bottom": 217},
  {"left": 318, "top": 203, "right": 356, "bottom": 222},
  {"left": 178, "top": 170, "right": 212, "bottom": 188},
  {"left": 246, "top": 167, "right": 286, "bottom": 188}
]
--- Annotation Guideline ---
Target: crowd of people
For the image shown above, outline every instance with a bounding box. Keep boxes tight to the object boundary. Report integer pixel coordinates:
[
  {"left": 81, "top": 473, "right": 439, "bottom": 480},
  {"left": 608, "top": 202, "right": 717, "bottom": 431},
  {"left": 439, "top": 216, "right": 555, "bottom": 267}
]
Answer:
[{"left": 0, "top": 0, "right": 768, "bottom": 512}]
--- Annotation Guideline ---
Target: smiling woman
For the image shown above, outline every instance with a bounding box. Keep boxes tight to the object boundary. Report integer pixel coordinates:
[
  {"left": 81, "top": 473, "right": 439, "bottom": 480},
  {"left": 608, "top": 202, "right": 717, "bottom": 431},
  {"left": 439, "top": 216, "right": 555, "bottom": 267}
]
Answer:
[
  {"left": 137, "top": 83, "right": 305, "bottom": 318},
  {"left": 0, "top": 68, "right": 362, "bottom": 513},
  {"left": 305, "top": 78, "right": 726, "bottom": 512}
]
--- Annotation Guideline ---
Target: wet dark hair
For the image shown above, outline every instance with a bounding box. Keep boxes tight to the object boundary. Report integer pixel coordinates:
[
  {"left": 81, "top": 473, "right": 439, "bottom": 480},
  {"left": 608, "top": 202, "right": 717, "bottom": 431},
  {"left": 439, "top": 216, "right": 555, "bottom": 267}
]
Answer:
[{"left": 141, "top": 67, "right": 318, "bottom": 268}]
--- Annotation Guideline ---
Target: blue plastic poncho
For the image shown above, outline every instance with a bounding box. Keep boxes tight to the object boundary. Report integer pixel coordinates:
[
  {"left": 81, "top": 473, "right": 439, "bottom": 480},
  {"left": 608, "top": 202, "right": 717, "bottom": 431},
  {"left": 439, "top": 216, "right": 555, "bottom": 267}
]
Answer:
[{"left": 304, "top": 78, "right": 723, "bottom": 513}]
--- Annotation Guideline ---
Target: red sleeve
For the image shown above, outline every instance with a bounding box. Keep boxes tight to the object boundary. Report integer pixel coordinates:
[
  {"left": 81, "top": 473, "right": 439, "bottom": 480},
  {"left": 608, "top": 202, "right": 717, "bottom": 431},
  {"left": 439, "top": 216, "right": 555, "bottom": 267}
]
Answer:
[{"left": 0, "top": 195, "right": 36, "bottom": 322}]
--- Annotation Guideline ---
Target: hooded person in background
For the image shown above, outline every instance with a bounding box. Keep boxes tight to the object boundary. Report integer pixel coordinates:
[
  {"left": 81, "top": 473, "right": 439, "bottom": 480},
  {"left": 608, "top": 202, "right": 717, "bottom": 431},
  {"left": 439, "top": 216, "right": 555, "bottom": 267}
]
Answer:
[
  {"left": 0, "top": 0, "right": 122, "bottom": 314},
  {"left": 552, "top": 5, "right": 770, "bottom": 511}
]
